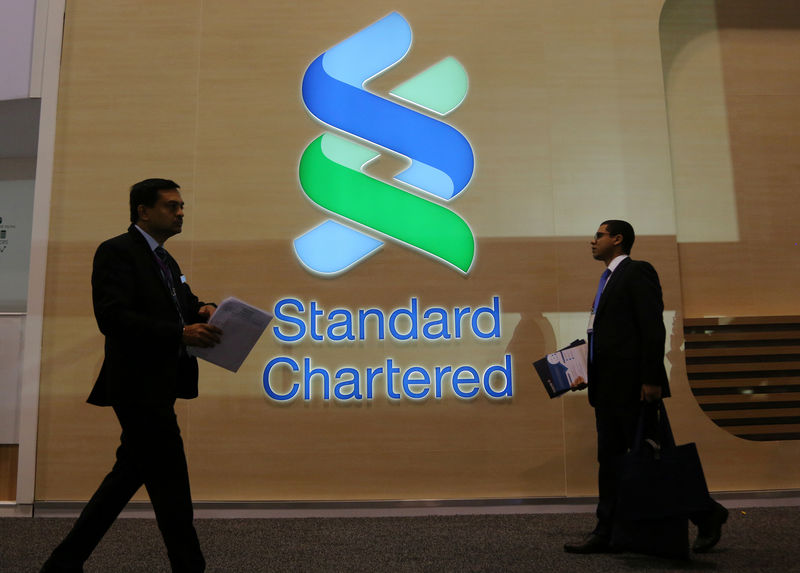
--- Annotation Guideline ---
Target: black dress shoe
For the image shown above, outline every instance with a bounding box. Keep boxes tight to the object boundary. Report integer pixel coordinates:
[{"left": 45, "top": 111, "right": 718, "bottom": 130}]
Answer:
[
  {"left": 693, "top": 501, "right": 728, "bottom": 553},
  {"left": 564, "top": 533, "right": 617, "bottom": 554},
  {"left": 40, "top": 563, "right": 83, "bottom": 573},
  {"left": 40, "top": 555, "right": 84, "bottom": 573}
]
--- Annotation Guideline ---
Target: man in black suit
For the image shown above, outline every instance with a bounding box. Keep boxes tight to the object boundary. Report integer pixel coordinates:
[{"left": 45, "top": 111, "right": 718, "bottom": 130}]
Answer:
[
  {"left": 564, "top": 219, "right": 727, "bottom": 555},
  {"left": 42, "top": 179, "right": 222, "bottom": 573}
]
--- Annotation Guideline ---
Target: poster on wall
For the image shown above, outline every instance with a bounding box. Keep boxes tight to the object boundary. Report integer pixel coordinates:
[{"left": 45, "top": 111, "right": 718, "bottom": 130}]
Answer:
[{"left": 0, "top": 179, "right": 35, "bottom": 313}]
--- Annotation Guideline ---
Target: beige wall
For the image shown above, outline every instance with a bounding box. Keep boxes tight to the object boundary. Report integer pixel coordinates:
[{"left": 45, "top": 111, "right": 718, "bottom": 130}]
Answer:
[
  {"left": 663, "top": 0, "right": 800, "bottom": 317},
  {"left": 33, "top": 0, "right": 800, "bottom": 501}
]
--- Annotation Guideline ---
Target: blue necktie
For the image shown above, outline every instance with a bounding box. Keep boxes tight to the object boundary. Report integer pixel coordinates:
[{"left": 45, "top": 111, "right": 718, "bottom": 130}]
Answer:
[
  {"left": 591, "top": 268, "right": 611, "bottom": 314},
  {"left": 589, "top": 268, "right": 611, "bottom": 362}
]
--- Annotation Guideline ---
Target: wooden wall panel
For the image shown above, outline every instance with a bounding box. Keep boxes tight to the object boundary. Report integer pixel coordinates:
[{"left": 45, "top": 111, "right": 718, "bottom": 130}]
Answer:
[
  {"left": 666, "top": 0, "right": 800, "bottom": 317},
  {"left": 35, "top": 0, "right": 800, "bottom": 502},
  {"left": 661, "top": 0, "right": 800, "bottom": 487},
  {"left": 0, "top": 445, "right": 18, "bottom": 501}
]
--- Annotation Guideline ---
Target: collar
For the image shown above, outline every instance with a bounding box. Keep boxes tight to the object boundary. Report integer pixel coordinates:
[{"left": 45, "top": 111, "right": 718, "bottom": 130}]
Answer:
[
  {"left": 606, "top": 254, "right": 628, "bottom": 273},
  {"left": 134, "top": 224, "right": 161, "bottom": 252}
]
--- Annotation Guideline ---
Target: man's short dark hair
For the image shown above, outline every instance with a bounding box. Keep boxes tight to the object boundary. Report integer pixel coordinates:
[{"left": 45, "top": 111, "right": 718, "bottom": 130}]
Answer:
[
  {"left": 601, "top": 219, "right": 635, "bottom": 254},
  {"left": 129, "top": 178, "right": 180, "bottom": 223}
]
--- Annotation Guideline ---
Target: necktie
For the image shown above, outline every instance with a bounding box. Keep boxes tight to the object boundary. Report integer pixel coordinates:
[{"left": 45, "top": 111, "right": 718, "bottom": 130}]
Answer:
[
  {"left": 154, "top": 246, "right": 185, "bottom": 326},
  {"left": 154, "top": 246, "right": 173, "bottom": 286},
  {"left": 591, "top": 268, "right": 612, "bottom": 314},
  {"left": 589, "top": 268, "right": 611, "bottom": 363}
]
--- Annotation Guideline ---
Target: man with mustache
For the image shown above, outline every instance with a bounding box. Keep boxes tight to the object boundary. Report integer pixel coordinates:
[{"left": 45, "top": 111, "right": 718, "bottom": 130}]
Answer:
[{"left": 42, "top": 179, "right": 222, "bottom": 572}]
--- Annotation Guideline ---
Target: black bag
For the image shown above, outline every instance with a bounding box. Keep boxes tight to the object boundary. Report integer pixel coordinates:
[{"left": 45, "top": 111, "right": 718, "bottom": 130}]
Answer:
[{"left": 611, "top": 402, "right": 711, "bottom": 559}]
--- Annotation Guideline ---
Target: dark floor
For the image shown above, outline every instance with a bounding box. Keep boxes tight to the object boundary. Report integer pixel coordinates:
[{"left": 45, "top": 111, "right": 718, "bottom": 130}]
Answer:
[{"left": 1, "top": 507, "right": 799, "bottom": 572}]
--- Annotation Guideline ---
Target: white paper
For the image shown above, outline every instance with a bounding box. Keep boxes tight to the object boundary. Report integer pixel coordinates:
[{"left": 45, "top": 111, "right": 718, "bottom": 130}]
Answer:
[{"left": 188, "top": 296, "right": 272, "bottom": 372}]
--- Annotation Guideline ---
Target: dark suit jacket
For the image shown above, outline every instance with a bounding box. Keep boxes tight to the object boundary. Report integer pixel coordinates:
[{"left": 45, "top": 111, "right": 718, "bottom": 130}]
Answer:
[
  {"left": 588, "top": 257, "right": 670, "bottom": 410},
  {"left": 88, "top": 225, "right": 207, "bottom": 406}
]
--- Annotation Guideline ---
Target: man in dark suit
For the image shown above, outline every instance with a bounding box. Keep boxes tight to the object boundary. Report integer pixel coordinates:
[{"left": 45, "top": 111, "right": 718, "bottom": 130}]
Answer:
[
  {"left": 563, "top": 219, "right": 727, "bottom": 555},
  {"left": 42, "top": 179, "right": 222, "bottom": 573}
]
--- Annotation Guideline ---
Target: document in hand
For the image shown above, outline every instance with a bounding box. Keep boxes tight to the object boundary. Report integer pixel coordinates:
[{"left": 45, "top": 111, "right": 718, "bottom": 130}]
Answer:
[
  {"left": 533, "top": 340, "right": 588, "bottom": 398},
  {"left": 188, "top": 297, "right": 272, "bottom": 372}
]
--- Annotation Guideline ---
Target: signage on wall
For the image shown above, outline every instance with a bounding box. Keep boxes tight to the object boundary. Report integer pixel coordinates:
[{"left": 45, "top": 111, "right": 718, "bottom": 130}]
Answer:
[
  {"left": 262, "top": 13, "right": 512, "bottom": 404},
  {"left": 263, "top": 296, "right": 511, "bottom": 402},
  {"left": 0, "top": 215, "right": 9, "bottom": 253},
  {"left": 294, "top": 12, "right": 476, "bottom": 275}
]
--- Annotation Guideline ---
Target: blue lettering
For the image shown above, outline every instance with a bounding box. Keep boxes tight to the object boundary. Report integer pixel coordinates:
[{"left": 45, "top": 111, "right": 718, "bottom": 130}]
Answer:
[
  {"left": 358, "top": 308, "right": 385, "bottom": 340},
  {"left": 402, "top": 366, "right": 431, "bottom": 400},
  {"left": 334, "top": 367, "right": 362, "bottom": 400},
  {"left": 483, "top": 354, "right": 513, "bottom": 398},
  {"left": 472, "top": 296, "right": 501, "bottom": 339},
  {"left": 366, "top": 366, "right": 383, "bottom": 399},
  {"left": 303, "top": 357, "right": 330, "bottom": 400},
  {"left": 272, "top": 298, "right": 306, "bottom": 342},
  {"left": 453, "top": 306, "right": 471, "bottom": 338},
  {"left": 452, "top": 365, "right": 480, "bottom": 398},
  {"left": 434, "top": 365, "right": 451, "bottom": 398},
  {"left": 328, "top": 309, "right": 355, "bottom": 341},
  {"left": 389, "top": 298, "right": 418, "bottom": 341},
  {"left": 309, "top": 301, "right": 324, "bottom": 341},
  {"left": 386, "top": 359, "right": 401, "bottom": 399},
  {"left": 422, "top": 307, "right": 451, "bottom": 340},
  {"left": 263, "top": 356, "right": 300, "bottom": 401},
  {"left": 263, "top": 355, "right": 514, "bottom": 403}
]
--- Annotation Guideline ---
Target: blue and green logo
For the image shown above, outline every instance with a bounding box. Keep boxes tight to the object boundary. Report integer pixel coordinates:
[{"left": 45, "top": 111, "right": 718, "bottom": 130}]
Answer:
[{"left": 295, "top": 12, "right": 476, "bottom": 276}]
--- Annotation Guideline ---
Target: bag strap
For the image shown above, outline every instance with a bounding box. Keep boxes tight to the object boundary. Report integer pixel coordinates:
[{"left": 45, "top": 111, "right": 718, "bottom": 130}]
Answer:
[
  {"left": 630, "top": 403, "right": 652, "bottom": 453},
  {"left": 656, "top": 401, "right": 677, "bottom": 449},
  {"left": 630, "top": 400, "right": 676, "bottom": 454}
]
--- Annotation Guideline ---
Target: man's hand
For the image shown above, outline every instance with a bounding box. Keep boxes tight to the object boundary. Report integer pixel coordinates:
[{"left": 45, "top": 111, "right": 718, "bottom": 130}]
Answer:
[
  {"left": 182, "top": 323, "right": 222, "bottom": 347},
  {"left": 197, "top": 304, "right": 216, "bottom": 322},
  {"left": 641, "top": 383, "right": 662, "bottom": 403}
]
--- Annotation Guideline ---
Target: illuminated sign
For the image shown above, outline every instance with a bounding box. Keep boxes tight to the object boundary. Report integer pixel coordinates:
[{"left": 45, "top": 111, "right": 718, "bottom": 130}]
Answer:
[
  {"left": 263, "top": 14, "right": 505, "bottom": 404},
  {"left": 295, "top": 12, "right": 476, "bottom": 275},
  {"left": 263, "top": 297, "right": 512, "bottom": 402}
]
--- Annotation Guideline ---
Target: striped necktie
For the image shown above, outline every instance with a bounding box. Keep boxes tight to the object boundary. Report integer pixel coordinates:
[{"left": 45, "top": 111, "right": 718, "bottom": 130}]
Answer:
[{"left": 154, "top": 246, "right": 184, "bottom": 326}]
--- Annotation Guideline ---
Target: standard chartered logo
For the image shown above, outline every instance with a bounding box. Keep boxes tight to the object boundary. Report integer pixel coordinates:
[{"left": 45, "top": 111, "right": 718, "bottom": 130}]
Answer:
[{"left": 295, "top": 12, "right": 476, "bottom": 276}]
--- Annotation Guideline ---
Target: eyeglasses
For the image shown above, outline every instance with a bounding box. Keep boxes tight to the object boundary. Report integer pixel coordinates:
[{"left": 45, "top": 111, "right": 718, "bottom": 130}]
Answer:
[{"left": 593, "top": 232, "right": 616, "bottom": 240}]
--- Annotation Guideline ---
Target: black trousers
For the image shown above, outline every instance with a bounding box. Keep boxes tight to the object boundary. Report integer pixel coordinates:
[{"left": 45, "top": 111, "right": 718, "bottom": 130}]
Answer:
[
  {"left": 593, "top": 402, "right": 712, "bottom": 538},
  {"left": 44, "top": 403, "right": 204, "bottom": 572}
]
